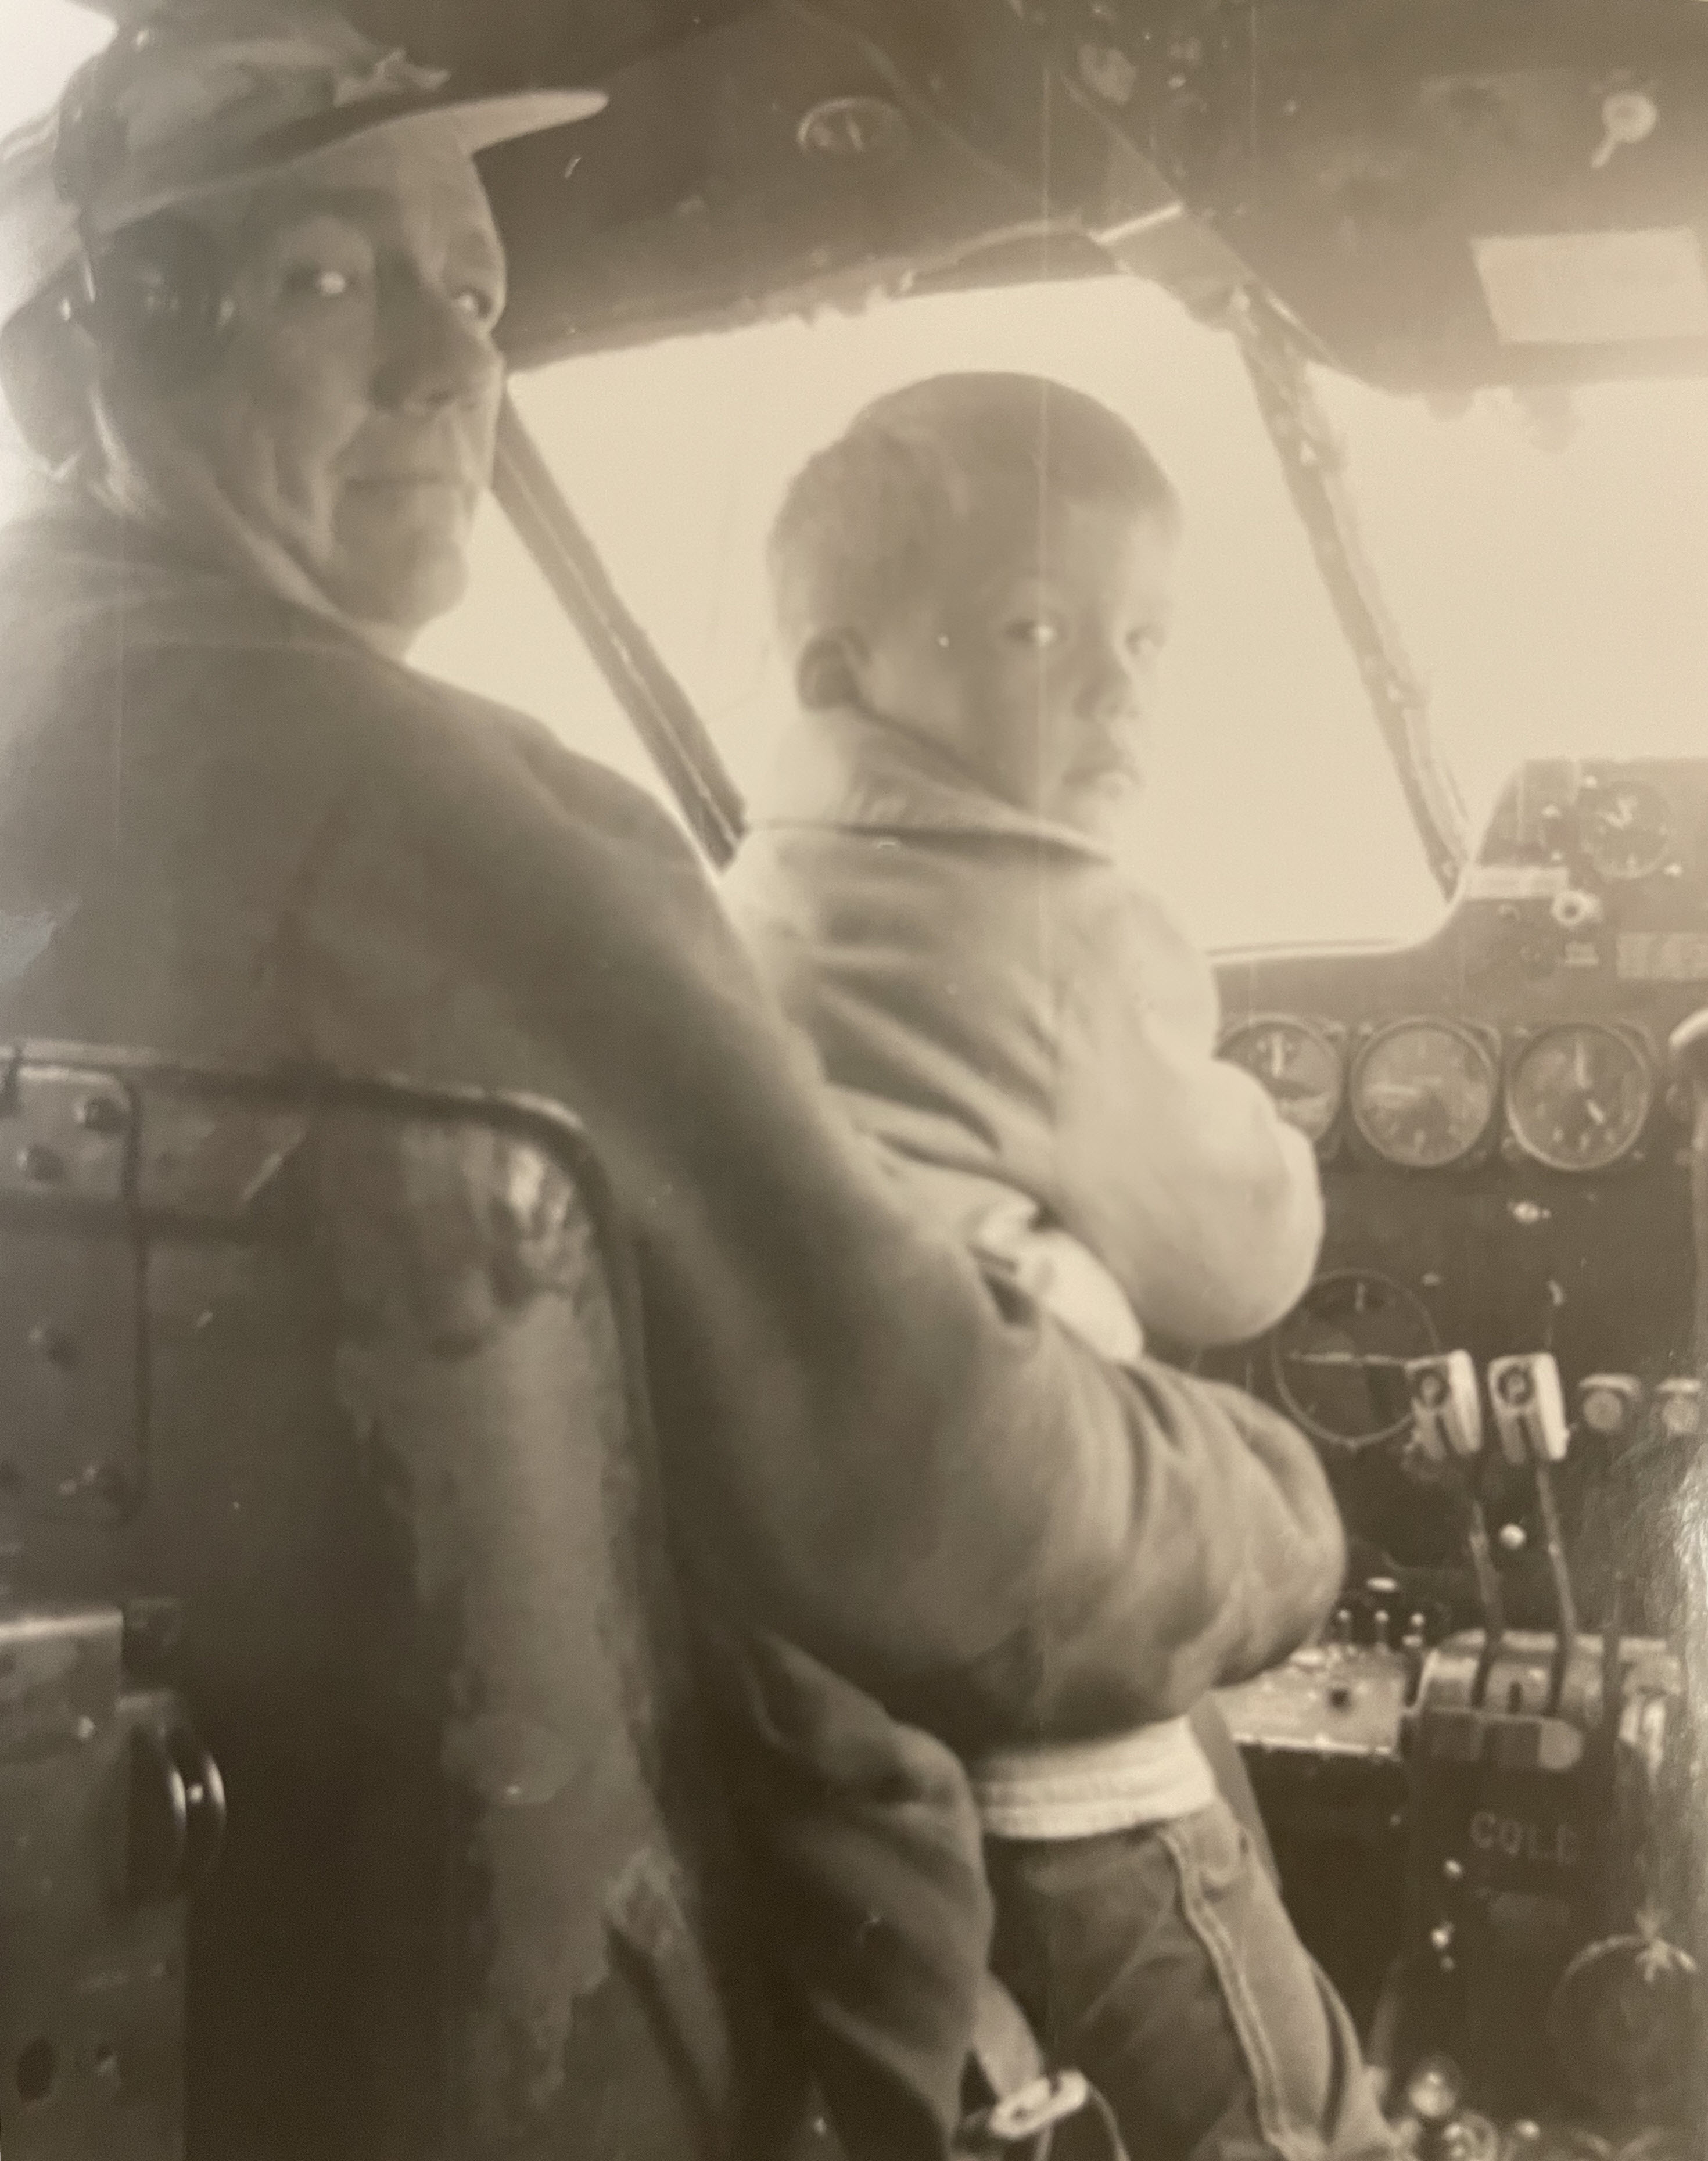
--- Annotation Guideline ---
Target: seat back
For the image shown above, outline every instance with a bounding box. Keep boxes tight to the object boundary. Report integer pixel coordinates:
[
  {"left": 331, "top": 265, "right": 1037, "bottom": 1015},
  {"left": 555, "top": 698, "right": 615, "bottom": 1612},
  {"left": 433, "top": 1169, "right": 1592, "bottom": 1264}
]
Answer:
[{"left": 0, "top": 1046, "right": 783, "bottom": 2158}]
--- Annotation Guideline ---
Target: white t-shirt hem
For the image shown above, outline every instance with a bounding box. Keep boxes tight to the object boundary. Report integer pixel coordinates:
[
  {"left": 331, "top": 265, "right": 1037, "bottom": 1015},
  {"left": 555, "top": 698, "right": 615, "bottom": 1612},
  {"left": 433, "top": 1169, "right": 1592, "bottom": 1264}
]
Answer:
[{"left": 969, "top": 1717, "right": 1217, "bottom": 1840}]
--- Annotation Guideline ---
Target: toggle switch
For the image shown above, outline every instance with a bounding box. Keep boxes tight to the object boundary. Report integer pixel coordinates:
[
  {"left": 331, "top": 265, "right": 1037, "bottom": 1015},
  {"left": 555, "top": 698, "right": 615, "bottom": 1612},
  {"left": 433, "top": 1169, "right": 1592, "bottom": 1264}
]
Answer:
[
  {"left": 1407, "top": 1352, "right": 1483, "bottom": 1462},
  {"left": 1488, "top": 1354, "right": 1570, "bottom": 1467},
  {"left": 1578, "top": 1373, "right": 1644, "bottom": 1442},
  {"left": 1549, "top": 888, "right": 1603, "bottom": 932},
  {"left": 1591, "top": 88, "right": 1659, "bottom": 171}
]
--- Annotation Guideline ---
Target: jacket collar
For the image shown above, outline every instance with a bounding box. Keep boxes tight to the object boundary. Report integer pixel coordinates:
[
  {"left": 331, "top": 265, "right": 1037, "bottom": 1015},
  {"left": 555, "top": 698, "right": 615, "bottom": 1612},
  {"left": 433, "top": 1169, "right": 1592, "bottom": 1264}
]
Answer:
[
  {"left": 0, "top": 488, "right": 365, "bottom": 663},
  {"left": 750, "top": 705, "right": 1115, "bottom": 860}
]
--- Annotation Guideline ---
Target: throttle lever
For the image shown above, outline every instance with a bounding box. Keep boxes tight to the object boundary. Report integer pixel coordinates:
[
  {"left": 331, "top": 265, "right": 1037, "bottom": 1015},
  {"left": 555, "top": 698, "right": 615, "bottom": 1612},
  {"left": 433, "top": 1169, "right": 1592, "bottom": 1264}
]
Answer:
[
  {"left": 1488, "top": 1354, "right": 1578, "bottom": 1713},
  {"left": 1670, "top": 1008, "right": 1708, "bottom": 1369},
  {"left": 1406, "top": 1352, "right": 1504, "bottom": 1704}
]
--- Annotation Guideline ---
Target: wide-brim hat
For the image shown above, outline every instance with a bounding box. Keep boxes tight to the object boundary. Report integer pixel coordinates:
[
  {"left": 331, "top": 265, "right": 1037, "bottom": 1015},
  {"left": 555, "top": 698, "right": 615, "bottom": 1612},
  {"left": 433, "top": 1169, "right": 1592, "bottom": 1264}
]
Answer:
[{"left": 1, "top": 0, "right": 606, "bottom": 328}]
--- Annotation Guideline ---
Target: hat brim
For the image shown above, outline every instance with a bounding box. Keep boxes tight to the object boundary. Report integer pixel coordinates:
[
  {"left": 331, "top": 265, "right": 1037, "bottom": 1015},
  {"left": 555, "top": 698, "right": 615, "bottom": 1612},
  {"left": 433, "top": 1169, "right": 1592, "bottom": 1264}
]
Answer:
[
  {"left": 442, "top": 87, "right": 609, "bottom": 153},
  {"left": 97, "top": 82, "right": 607, "bottom": 233}
]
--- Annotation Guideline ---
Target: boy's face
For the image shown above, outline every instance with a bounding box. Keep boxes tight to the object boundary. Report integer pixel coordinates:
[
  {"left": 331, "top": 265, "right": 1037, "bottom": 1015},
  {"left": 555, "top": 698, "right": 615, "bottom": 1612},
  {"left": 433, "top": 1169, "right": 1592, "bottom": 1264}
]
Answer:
[{"left": 847, "top": 483, "right": 1178, "bottom": 839}]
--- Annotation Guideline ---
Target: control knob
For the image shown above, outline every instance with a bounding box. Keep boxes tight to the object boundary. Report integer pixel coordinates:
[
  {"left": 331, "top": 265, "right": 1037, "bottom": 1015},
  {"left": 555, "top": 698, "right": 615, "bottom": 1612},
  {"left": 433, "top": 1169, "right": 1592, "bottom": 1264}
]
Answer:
[{"left": 1395, "top": 2056, "right": 1498, "bottom": 2161}]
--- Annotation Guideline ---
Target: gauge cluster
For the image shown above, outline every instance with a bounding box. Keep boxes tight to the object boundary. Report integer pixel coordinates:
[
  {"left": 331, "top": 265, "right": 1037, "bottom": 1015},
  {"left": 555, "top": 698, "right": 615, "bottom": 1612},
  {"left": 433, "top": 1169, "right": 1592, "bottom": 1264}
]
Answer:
[
  {"left": 1198, "top": 755, "right": 1705, "bottom": 1776},
  {"left": 1219, "top": 1011, "right": 1664, "bottom": 1173},
  {"left": 1480, "top": 763, "right": 1694, "bottom": 895}
]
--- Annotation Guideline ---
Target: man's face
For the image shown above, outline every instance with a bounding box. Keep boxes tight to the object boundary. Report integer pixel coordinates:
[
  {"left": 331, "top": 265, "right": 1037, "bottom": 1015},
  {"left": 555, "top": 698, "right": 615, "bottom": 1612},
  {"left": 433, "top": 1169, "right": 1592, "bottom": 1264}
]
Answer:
[
  {"left": 107, "top": 125, "right": 507, "bottom": 640},
  {"left": 849, "top": 483, "right": 1179, "bottom": 840}
]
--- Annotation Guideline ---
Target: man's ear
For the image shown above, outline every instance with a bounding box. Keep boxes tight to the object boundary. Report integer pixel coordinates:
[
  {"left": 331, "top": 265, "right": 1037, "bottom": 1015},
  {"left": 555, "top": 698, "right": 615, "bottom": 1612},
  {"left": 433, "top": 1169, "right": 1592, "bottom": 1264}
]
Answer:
[
  {"left": 795, "top": 629, "right": 866, "bottom": 711},
  {"left": 0, "top": 285, "right": 99, "bottom": 475}
]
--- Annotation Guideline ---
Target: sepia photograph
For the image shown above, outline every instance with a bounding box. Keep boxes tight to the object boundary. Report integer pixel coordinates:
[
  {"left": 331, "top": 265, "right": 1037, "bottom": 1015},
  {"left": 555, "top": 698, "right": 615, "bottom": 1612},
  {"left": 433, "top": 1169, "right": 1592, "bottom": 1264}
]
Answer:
[{"left": 0, "top": 1, "right": 1703, "bottom": 2155}]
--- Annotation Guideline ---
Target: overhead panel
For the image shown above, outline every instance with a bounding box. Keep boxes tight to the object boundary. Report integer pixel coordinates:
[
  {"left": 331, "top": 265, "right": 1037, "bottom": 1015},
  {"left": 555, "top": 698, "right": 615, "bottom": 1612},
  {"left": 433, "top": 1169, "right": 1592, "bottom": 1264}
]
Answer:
[{"left": 328, "top": 0, "right": 1708, "bottom": 387}]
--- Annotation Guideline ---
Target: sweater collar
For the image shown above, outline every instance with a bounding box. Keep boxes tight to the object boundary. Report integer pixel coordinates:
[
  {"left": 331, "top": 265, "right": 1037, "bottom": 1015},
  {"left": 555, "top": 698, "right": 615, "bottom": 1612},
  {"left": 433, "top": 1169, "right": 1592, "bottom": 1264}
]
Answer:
[{"left": 750, "top": 705, "right": 1115, "bottom": 860}]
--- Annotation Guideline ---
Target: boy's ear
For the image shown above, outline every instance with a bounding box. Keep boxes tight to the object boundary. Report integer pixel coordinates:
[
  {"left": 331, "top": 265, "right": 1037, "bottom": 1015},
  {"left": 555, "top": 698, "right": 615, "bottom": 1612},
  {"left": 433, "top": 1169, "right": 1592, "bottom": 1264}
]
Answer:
[{"left": 795, "top": 630, "right": 866, "bottom": 712}]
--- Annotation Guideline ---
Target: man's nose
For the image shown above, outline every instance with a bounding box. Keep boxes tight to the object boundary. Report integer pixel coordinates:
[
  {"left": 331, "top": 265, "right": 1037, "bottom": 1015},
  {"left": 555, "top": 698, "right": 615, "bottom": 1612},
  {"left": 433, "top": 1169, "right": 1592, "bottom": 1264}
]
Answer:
[{"left": 372, "top": 277, "right": 501, "bottom": 414}]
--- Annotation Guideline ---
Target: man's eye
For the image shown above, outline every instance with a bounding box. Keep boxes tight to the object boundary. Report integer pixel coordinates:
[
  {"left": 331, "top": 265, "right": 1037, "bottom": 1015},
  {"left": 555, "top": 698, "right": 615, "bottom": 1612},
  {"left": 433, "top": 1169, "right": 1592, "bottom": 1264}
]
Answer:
[
  {"left": 1005, "top": 618, "right": 1060, "bottom": 651},
  {"left": 282, "top": 265, "right": 356, "bottom": 301}
]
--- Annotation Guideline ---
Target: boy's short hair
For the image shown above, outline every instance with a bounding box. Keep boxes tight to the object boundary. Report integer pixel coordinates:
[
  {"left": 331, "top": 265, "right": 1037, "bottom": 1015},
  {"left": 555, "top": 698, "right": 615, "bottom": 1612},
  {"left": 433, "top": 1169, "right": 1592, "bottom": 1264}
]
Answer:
[{"left": 769, "top": 372, "right": 1179, "bottom": 673}]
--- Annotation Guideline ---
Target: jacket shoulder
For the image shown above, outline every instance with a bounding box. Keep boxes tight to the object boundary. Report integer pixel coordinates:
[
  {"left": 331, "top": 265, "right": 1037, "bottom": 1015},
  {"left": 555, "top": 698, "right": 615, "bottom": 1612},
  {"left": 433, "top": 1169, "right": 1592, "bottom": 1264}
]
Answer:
[{"left": 1056, "top": 863, "right": 1219, "bottom": 1024}]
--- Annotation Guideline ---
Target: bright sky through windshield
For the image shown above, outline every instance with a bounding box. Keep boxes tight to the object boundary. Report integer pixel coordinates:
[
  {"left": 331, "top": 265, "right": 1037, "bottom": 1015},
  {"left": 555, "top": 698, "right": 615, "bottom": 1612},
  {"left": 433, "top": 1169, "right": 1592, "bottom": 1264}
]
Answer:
[
  {"left": 1326, "top": 367, "right": 1708, "bottom": 819},
  {"left": 437, "top": 285, "right": 1444, "bottom": 953},
  {"left": 422, "top": 284, "right": 1708, "bottom": 950},
  {"left": 1, "top": 1, "right": 109, "bottom": 120}
]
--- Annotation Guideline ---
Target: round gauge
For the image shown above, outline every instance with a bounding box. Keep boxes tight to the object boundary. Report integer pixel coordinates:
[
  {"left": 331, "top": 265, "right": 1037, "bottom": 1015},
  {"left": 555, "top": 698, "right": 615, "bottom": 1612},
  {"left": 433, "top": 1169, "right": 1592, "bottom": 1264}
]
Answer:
[
  {"left": 1548, "top": 1930, "right": 1699, "bottom": 2118},
  {"left": 1270, "top": 1270, "right": 1440, "bottom": 1450},
  {"left": 1219, "top": 1017, "right": 1343, "bottom": 1143},
  {"left": 1580, "top": 780, "right": 1670, "bottom": 882},
  {"left": 1351, "top": 1021, "right": 1499, "bottom": 1169},
  {"left": 1506, "top": 1022, "right": 1653, "bottom": 1172}
]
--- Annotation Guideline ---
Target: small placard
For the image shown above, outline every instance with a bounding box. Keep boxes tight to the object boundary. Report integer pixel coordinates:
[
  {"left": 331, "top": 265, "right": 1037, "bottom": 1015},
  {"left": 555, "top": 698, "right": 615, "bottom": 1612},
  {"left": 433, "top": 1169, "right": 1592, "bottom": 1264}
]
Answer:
[
  {"left": 1473, "top": 228, "right": 1708, "bottom": 346},
  {"left": 1617, "top": 931, "right": 1708, "bottom": 982},
  {"left": 1462, "top": 863, "right": 1569, "bottom": 902}
]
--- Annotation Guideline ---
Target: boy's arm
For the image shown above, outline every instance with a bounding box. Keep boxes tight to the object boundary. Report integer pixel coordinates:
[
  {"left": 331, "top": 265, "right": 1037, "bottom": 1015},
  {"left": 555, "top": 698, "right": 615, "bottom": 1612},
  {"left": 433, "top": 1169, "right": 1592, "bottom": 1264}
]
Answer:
[{"left": 1053, "top": 884, "right": 1325, "bottom": 1348}]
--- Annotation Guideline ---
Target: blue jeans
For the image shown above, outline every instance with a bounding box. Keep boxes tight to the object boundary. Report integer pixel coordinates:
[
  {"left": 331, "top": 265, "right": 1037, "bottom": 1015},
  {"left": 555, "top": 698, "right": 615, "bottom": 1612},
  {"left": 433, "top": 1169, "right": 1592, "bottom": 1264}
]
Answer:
[{"left": 985, "top": 1801, "right": 1397, "bottom": 2161}]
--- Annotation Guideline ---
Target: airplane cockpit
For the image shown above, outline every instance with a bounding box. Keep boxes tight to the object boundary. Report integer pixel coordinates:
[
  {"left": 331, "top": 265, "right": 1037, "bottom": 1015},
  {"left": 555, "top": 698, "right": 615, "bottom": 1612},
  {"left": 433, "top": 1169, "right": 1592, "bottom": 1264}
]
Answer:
[{"left": 1, "top": 1, "right": 1706, "bottom": 2156}]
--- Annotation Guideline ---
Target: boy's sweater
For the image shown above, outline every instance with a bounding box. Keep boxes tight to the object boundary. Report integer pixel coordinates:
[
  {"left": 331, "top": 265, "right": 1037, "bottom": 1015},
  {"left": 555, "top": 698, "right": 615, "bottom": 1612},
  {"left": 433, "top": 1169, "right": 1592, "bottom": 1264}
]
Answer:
[{"left": 724, "top": 705, "right": 1323, "bottom": 1352}]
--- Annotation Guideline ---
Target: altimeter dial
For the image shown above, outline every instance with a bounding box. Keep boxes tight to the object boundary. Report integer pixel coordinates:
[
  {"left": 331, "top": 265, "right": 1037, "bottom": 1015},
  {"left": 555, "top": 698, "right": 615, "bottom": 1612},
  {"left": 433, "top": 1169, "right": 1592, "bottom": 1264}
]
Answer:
[{"left": 1351, "top": 1020, "right": 1498, "bottom": 1170}]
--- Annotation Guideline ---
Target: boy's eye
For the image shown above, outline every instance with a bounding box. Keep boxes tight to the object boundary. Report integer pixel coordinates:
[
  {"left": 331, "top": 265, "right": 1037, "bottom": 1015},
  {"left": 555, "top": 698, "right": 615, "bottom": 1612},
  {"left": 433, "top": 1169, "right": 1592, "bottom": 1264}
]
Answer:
[
  {"left": 1004, "top": 618, "right": 1061, "bottom": 651},
  {"left": 453, "top": 285, "right": 503, "bottom": 326}
]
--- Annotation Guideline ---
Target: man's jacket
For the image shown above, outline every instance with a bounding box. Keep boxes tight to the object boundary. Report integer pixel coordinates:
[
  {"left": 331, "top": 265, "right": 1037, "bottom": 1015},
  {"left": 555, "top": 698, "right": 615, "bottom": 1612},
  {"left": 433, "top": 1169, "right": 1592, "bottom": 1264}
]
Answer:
[
  {"left": 724, "top": 707, "right": 1323, "bottom": 1349},
  {"left": 0, "top": 497, "right": 1345, "bottom": 2146}
]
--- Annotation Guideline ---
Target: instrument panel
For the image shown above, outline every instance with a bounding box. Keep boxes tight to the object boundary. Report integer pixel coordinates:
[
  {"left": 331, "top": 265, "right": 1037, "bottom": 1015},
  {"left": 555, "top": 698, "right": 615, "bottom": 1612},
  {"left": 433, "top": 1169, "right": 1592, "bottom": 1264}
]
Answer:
[
  {"left": 1220, "top": 1011, "right": 1669, "bottom": 1177},
  {"left": 1208, "top": 757, "right": 1708, "bottom": 1610}
]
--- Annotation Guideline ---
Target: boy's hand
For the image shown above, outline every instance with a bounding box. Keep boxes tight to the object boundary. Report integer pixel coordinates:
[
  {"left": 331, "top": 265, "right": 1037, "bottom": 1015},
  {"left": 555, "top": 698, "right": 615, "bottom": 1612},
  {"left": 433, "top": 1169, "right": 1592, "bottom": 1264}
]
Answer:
[{"left": 968, "top": 1196, "right": 1144, "bottom": 1367}]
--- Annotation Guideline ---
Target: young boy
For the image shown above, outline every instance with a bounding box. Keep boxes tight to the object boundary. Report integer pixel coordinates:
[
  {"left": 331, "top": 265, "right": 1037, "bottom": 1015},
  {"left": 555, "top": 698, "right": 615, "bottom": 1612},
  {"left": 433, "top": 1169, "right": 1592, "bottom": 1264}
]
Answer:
[{"left": 724, "top": 373, "right": 1391, "bottom": 2161}]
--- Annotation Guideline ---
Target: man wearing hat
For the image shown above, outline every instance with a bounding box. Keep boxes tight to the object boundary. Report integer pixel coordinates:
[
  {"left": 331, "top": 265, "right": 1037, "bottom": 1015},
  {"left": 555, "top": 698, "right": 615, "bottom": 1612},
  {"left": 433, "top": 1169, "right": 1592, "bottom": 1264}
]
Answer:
[{"left": 0, "top": 7, "right": 1346, "bottom": 2152}]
